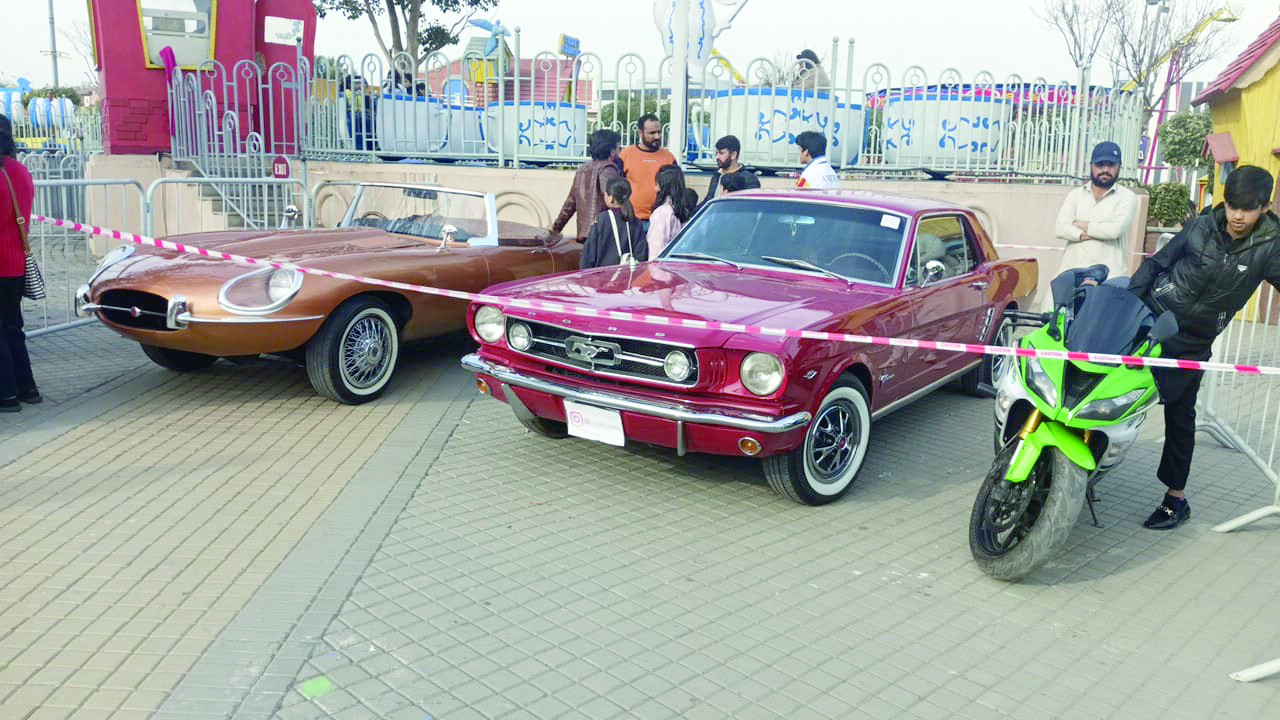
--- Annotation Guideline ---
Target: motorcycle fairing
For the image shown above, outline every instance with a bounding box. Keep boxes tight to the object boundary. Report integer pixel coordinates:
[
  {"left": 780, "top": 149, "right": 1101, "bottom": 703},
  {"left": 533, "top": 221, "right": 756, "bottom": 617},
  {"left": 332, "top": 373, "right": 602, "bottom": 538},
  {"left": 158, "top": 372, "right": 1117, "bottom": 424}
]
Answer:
[{"left": 1005, "top": 420, "right": 1097, "bottom": 483}]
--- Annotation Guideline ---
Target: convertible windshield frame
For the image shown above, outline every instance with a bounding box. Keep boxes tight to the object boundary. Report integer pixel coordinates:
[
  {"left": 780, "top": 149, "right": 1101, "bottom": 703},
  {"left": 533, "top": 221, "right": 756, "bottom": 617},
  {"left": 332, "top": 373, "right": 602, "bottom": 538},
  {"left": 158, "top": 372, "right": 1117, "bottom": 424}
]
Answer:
[
  {"left": 658, "top": 196, "right": 910, "bottom": 288},
  {"left": 334, "top": 182, "right": 499, "bottom": 246}
]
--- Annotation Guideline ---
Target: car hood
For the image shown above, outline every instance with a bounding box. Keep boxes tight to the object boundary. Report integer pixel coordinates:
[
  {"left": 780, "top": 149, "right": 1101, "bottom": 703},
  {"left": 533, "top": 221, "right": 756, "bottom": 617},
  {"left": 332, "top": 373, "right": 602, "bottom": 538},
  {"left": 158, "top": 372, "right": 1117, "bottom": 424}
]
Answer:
[
  {"left": 486, "top": 261, "right": 896, "bottom": 347},
  {"left": 100, "top": 227, "right": 421, "bottom": 281}
]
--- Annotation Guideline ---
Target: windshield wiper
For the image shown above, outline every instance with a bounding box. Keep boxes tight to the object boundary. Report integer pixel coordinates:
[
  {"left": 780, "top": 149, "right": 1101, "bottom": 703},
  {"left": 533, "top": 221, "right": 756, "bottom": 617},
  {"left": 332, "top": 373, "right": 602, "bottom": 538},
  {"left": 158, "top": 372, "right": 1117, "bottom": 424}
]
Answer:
[
  {"left": 760, "top": 256, "right": 850, "bottom": 284},
  {"left": 665, "top": 252, "right": 741, "bottom": 269}
]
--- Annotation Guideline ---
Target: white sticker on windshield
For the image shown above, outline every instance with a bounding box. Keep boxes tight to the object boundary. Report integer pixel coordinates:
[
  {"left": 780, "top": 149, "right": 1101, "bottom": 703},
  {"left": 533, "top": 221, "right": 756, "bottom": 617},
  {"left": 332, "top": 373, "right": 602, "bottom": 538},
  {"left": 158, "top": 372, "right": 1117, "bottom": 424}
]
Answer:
[{"left": 880, "top": 214, "right": 902, "bottom": 230}]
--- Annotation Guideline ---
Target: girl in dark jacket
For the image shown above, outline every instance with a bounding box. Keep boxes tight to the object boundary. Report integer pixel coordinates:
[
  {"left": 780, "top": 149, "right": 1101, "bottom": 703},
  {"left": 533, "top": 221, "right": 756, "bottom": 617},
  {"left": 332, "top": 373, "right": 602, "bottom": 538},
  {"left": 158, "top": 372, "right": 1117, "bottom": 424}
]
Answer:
[
  {"left": 0, "top": 115, "right": 39, "bottom": 412},
  {"left": 580, "top": 177, "right": 648, "bottom": 269}
]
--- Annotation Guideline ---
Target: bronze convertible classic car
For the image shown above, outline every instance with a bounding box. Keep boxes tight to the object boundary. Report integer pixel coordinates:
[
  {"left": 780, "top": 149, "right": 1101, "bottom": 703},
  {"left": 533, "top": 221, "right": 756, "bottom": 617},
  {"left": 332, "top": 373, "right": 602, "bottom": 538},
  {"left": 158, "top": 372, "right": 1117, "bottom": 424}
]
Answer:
[{"left": 77, "top": 183, "right": 580, "bottom": 403}]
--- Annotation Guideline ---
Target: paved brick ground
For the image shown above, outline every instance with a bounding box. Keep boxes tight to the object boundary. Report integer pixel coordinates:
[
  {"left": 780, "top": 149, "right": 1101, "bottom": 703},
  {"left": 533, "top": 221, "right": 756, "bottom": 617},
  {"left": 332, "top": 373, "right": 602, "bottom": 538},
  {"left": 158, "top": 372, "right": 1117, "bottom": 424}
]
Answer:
[{"left": 3, "top": 323, "right": 1280, "bottom": 719}]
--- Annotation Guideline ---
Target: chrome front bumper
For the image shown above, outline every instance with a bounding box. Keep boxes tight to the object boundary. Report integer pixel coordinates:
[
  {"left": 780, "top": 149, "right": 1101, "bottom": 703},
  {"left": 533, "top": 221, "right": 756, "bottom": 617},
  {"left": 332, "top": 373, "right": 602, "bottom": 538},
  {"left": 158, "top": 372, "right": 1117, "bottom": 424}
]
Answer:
[{"left": 461, "top": 353, "right": 812, "bottom": 434}]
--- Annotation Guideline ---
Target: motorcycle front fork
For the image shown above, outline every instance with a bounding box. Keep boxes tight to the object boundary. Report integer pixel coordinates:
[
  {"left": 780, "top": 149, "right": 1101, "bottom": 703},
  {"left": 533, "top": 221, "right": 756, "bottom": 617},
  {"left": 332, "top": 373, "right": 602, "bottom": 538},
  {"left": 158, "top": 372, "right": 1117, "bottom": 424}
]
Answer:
[{"left": 1018, "top": 410, "right": 1104, "bottom": 528}]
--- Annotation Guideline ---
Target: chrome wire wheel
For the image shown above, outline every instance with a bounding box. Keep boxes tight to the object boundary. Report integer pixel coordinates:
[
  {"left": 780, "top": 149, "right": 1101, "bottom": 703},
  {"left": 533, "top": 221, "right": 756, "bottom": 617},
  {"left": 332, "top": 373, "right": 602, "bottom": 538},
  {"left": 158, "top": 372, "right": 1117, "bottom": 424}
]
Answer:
[
  {"left": 341, "top": 313, "right": 394, "bottom": 389},
  {"left": 306, "top": 298, "right": 401, "bottom": 404}
]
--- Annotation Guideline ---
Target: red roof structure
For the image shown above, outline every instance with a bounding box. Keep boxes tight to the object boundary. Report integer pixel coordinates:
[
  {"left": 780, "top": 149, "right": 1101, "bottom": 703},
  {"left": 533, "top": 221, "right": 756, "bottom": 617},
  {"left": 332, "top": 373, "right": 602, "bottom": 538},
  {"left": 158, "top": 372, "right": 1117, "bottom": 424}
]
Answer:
[{"left": 1193, "top": 16, "right": 1280, "bottom": 105}]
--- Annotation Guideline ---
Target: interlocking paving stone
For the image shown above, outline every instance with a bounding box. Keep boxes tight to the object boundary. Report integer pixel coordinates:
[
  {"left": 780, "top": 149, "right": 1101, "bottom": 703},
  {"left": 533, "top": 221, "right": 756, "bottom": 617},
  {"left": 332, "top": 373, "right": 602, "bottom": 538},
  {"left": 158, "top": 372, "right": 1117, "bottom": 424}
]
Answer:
[{"left": 273, "top": 380, "right": 1280, "bottom": 720}]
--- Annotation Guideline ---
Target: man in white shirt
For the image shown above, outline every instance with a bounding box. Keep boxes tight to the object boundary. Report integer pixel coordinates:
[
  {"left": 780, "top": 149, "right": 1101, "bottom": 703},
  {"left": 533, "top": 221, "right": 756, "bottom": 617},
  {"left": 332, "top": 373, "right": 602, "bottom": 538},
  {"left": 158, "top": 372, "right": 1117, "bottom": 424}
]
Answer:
[
  {"left": 795, "top": 131, "right": 839, "bottom": 189},
  {"left": 1052, "top": 141, "right": 1138, "bottom": 285}
]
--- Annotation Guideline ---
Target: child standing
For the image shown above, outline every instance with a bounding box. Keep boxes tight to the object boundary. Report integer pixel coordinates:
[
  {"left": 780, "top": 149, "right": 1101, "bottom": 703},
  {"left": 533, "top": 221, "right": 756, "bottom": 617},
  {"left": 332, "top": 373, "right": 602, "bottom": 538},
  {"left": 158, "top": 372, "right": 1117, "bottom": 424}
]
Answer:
[{"left": 581, "top": 177, "right": 648, "bottom": 269}]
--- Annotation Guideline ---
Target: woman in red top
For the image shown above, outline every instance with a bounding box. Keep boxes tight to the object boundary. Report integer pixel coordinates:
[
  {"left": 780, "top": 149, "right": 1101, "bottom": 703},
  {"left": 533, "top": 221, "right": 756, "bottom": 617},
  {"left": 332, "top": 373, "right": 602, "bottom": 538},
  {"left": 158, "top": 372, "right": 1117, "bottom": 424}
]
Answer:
[{"left": 0, "top": 115, "right": 40, "bottom": 412}]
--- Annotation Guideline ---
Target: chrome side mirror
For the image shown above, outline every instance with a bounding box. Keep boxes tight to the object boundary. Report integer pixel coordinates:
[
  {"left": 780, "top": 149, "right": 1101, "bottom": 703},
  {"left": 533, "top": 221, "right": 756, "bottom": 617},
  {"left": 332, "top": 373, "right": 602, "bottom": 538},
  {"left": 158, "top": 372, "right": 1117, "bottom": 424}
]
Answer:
[
  {"left": 280, "top": 204, "right": 301, "bottom": 229},
  {"left": 437, "top": 223, "right": 458, "bottom": 252},
  {"left": 923, "top": 260, "right": 946, "bottom": 284}
]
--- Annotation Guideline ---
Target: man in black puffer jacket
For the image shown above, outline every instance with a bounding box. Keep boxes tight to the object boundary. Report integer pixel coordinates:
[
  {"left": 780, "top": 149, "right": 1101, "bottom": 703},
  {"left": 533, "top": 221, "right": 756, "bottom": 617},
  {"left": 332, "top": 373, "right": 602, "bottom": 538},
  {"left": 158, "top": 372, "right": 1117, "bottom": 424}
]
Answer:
[{"left": 1128, "top": 165, "right": 1280, "bottom": 530}]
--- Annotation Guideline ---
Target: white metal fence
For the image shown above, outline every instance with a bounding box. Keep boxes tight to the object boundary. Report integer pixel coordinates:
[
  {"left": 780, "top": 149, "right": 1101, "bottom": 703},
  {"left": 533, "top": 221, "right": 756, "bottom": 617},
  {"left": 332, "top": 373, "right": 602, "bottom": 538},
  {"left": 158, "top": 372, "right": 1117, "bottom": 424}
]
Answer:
[
  {"left": 1203, "top": 286, "right": 1280, "bottom": 532},
  {"left": 166, "top": 35, "right": 1142, "bottom": 182}
]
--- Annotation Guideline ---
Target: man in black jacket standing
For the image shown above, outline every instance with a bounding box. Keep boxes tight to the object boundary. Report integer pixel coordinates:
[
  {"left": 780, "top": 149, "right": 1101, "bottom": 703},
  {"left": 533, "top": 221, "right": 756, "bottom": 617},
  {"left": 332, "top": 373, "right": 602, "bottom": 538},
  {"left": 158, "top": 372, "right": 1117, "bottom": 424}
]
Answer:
[
  {"left": 702, "top": 135, "right": 759, "bottom": 206},
  {"left": 1128, "top": 165, "right": 1280, "bottom": 529}
]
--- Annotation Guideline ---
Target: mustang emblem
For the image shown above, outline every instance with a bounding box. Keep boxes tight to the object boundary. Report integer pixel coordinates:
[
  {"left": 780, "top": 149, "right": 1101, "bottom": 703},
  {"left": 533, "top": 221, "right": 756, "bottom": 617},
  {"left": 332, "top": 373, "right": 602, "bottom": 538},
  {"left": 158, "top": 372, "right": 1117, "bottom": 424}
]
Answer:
[{"left": 564, "top": 336, "right": 622, "bottom": 367}]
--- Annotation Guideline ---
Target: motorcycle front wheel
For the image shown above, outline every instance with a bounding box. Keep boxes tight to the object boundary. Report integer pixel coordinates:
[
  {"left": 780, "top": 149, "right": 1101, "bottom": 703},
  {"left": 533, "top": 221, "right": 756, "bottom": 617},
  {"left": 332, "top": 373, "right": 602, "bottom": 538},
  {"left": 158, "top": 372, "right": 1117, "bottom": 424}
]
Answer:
[{"left": 969, "top": 442, "right": 1087, "bottom": 581}]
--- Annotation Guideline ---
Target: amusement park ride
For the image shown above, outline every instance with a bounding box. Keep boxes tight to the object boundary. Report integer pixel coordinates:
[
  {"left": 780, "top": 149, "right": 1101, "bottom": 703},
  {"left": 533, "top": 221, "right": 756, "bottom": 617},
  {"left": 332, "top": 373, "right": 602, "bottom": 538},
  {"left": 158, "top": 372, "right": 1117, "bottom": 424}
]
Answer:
[{"left": 85, "top": 0, "right": 316, "bottom": 154}]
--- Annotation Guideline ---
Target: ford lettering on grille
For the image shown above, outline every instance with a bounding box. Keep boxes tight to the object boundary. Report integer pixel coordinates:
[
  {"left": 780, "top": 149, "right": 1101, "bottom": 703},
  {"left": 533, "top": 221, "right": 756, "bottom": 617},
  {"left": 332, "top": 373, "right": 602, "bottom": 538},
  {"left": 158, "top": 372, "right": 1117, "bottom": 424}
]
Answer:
[{"left": 564, "top": 336, "right": 621, "bottom": 367}]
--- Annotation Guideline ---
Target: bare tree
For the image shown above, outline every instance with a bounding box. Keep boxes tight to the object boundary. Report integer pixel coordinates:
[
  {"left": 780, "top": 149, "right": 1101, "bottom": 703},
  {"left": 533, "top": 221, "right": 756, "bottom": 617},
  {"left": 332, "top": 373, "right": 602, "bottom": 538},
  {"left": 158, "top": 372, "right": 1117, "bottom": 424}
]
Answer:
[
  {"left": 60, "top": 21, "right": 100, "bottom": 90},
  {"left": 1104, "top": 0, "right": 1234, "bottom": 120},
  {"left": 1035, "top": 0, "right": 1123, "bottom": 70}
]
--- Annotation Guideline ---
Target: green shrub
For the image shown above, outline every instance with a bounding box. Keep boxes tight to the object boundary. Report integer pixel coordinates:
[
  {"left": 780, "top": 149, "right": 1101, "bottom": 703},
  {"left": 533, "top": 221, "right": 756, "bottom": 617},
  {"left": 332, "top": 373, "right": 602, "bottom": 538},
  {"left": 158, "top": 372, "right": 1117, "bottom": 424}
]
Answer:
[
  {"left": 1146, "top": 182, "right": 1191, "bottom": 227},
  {"left": 1159, "top": 111, "right": 1212, "bottom": 171},
  {"left": 21, "top": 86, "right": 82, "bottom": 108}
]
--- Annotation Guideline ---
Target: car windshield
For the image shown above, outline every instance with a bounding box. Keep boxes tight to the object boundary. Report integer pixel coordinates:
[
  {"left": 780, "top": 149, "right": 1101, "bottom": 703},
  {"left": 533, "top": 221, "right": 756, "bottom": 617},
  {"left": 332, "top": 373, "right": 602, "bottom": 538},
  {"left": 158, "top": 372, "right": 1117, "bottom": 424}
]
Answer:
[
  {"left": 661, "top": 199, "right": 907, "bottom": 285},
  {"left": 342, "top": 185, "right": 489, "bottom": 242}
]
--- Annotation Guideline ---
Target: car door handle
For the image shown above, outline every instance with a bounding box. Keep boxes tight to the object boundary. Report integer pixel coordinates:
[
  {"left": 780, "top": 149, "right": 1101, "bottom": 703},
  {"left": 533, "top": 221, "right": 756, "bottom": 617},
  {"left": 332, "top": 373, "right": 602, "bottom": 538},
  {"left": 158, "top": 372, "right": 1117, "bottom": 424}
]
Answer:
[
  {"left": 530, "top": 247, "right": 548, "bottom": 254},
  {"left": 970, "top": 280, "right": 989, "bottom": 289}
]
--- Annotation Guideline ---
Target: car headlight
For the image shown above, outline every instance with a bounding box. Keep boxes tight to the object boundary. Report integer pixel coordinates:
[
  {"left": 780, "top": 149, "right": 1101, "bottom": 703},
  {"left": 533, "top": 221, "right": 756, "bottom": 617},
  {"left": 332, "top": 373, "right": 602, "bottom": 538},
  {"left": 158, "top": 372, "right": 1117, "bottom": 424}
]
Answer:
[
  {"left": 663, "top": 350, "right": 692, "bottom": 382},
  {"left": 1024, "top": 356, "right": 1059, "bottom": 408},
  {"left": 1075, "top": 388, "right": 1150, "bottom": 421},
  {"left": 88, "top": 244, "right": 135, "bottom": 283},
  {"left": 508, "top": 321, "right": 532, "bottom": 351},
  {"left": 741, "top": 352, "right": 784, "bottom": 395},
  {"left": 218, "top": 267, "right": 303, "bottom": 314},
  {"left": 474, "top": 305, "right": 505, "bottom": 343}
]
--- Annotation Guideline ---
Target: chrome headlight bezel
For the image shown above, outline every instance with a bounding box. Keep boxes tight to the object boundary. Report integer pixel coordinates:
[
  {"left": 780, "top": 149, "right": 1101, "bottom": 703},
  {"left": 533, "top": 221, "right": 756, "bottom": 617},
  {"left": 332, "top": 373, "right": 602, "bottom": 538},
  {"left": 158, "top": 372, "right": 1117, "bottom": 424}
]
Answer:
[
  {"left": 740, "top": 352, "right": 785, "bottom": 396},
  {"left": 1074, "top": 388, "right": 1150, "bottom": 421},
  {"left": 87, "top": 244, "right": 135, "bottom": 284},
  {"left": 663, "top": 349, "right": 692, "bottom": 382},
  {"left": 474, "top": 305, "right": 506, "bottom": 343},
  {"left": 217, "top": 267, "right": 304, "bottom": 315},
  {"left": 1024, "top": 356, "right": 1059, "bottom": 408},
  {"left": 507, "top": 321, "right": 532, "bottom": 351}
]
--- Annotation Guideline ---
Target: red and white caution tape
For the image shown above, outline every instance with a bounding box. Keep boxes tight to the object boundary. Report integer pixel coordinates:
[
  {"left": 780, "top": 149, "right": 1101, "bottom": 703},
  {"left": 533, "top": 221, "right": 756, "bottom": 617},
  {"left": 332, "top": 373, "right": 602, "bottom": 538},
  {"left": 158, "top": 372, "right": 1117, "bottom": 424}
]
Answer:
[{"left": 40, "top": 216, "right": 1279, "bottom": 376}]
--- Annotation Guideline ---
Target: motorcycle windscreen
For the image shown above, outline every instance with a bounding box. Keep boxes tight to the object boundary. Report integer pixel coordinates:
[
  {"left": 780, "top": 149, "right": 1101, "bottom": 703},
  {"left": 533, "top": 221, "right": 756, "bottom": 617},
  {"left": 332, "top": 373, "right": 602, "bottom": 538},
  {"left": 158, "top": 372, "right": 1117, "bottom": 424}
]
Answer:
[{"left": 1065, "top": 284, "right": 1154, "bottom": 355}]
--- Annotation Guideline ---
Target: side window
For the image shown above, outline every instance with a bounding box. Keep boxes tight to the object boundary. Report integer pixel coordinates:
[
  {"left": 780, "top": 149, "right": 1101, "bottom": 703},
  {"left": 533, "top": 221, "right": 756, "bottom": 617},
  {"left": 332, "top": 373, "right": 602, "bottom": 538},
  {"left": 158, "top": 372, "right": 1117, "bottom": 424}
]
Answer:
[
  {"left": 960, "top": 216, "right": 985, "bottom": 269},
  {"left": 912, "top": 215, "right": 970, "bottom": 283}
]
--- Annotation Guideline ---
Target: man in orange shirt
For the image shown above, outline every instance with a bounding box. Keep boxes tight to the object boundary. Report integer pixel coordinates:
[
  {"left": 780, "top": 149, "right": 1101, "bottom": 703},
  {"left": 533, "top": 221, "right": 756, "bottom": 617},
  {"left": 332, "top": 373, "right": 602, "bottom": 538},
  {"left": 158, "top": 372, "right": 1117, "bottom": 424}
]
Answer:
[{"left": 620, "top": 113, "right": 677, "bottom": 231}]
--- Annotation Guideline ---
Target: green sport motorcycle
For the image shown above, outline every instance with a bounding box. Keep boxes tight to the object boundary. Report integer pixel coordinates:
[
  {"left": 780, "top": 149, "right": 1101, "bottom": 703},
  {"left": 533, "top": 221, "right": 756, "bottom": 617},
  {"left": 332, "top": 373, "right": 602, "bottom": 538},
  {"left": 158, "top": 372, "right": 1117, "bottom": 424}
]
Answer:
[{"left": 970, "top": 269, "right": 1179, "bottom": 581}]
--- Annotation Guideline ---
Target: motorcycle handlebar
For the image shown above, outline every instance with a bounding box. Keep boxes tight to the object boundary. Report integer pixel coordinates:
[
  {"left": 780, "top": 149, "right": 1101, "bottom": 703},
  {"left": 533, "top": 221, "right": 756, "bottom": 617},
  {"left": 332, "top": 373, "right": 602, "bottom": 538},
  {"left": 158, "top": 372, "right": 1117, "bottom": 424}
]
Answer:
[{"left": 1004, "top": 309, "right": 1052, "bottom": 325}]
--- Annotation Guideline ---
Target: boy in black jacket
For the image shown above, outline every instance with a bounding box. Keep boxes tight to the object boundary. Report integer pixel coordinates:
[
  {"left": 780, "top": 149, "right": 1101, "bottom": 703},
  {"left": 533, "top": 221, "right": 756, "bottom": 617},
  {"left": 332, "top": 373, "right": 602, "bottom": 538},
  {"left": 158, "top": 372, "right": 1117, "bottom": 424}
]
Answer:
[
  {"left": 1128, "top": 165, "right": 1280, "bottom": 529},
  {"left": 581, "top": 177, "right": 648, "bottom": 269}
]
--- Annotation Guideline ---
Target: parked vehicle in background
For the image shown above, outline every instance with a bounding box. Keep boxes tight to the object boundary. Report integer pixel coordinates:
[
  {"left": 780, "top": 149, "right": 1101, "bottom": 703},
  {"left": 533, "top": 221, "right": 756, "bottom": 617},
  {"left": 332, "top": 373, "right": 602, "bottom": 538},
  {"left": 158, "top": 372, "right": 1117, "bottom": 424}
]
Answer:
[
  {"left": 78, "top": 183, "right": 580, "bottom": 403},
  {"left": 463, "top": 189, "right": 1038, "bottom": 504}
]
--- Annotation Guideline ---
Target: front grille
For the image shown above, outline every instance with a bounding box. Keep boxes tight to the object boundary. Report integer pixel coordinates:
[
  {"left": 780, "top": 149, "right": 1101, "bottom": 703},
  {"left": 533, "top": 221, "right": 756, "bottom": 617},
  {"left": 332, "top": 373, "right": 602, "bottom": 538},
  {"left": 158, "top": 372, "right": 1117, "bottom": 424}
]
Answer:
[
  {"left": 99, "top": 289, "right": 171, "bottom": 331},
  {"left": 509, "top": 318, "right": 699, "bottom": 387}
]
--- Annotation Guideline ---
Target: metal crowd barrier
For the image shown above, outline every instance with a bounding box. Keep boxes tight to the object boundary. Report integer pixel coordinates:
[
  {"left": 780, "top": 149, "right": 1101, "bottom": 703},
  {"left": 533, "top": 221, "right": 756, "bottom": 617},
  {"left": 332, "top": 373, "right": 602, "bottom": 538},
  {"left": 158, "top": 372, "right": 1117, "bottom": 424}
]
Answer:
[
  {"left": 25, "top": 179, "right": 147, "bottom": 337},
  {"left": 145, "top": 177, "right": 312, "bottom": 237},
  {"left": 1203, "top": 285, "right": 1280, "bottom": 532}
]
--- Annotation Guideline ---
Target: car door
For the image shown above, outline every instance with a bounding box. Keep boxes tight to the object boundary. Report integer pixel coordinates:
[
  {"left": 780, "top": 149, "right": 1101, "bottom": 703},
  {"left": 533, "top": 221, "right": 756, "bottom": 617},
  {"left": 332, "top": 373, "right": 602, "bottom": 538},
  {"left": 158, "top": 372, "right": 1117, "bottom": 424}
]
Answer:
[{"left": 900, "top": 214, "right": 990, "bottom": 388}]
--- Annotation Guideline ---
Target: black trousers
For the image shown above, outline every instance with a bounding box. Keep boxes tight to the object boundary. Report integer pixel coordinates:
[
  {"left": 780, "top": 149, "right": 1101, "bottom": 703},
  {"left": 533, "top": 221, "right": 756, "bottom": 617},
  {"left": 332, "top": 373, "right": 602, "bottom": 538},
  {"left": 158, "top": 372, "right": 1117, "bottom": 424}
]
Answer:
[
  {"left": 0, "top": 276, "right": 35, "bottom": 401},
  {"left": 1151, "top": 343, "right": 1211, "bottom": 492}
]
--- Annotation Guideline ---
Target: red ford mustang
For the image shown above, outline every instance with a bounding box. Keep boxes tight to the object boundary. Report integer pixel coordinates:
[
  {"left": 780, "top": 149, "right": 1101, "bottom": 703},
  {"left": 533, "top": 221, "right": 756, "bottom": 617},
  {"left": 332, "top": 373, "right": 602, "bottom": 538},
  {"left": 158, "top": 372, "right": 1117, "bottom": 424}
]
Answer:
[{"left": 462, "top": 189, "right": 1037, "bottom": 504}]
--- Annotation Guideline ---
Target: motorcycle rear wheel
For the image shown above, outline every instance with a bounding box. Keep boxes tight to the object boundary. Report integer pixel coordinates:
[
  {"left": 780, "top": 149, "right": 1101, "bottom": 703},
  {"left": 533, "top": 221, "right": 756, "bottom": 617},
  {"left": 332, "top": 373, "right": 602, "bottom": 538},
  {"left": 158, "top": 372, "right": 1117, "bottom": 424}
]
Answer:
[{"left": 969, "top": 443, "right": 1086, "bottom": 581}]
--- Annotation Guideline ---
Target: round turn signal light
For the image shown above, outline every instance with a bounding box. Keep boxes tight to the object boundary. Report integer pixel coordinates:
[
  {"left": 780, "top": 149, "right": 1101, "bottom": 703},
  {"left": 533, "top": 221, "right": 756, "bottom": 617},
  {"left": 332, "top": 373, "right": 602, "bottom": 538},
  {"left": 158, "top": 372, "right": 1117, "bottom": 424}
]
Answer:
[{"left": 738, "top": 437, "right": 762, "bottom": 456}]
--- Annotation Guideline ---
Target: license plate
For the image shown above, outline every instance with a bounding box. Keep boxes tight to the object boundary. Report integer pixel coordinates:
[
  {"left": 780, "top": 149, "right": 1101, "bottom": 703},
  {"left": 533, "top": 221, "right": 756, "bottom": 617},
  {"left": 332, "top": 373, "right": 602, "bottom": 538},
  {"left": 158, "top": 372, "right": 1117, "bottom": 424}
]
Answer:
[{"left": 563, "top": 400, "right": 625, "bottom": 447}]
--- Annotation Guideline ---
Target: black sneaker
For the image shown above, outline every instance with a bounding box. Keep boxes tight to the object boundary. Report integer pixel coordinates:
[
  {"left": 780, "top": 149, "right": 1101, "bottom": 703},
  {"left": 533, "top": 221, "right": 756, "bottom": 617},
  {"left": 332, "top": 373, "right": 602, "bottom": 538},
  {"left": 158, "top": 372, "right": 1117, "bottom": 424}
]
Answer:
[
  {"left": 17, "top": 387, "right": 41, "bottom": 404},
  {"left": 1143, "top": 498, "right": 1190, "bottom": 530}
]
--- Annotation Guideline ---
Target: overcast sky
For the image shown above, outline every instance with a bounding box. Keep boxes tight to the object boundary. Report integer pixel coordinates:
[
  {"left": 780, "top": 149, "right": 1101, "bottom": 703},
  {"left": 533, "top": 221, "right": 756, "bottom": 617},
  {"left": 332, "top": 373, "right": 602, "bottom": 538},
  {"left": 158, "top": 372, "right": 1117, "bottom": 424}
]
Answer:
[{"left": 3, "top": 0, "right": 1279, "bottom": 91}]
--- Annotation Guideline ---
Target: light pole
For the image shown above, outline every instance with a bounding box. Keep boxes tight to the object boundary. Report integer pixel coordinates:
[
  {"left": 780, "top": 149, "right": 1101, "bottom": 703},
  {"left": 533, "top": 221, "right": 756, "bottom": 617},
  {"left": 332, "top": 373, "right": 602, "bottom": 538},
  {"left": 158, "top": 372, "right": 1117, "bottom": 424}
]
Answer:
[
  {"left": 47, "top": 0, "right": 61, "bottom": 87},
  {"left": 668, "top": 0, "right": 689, "bottom": 163}
]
